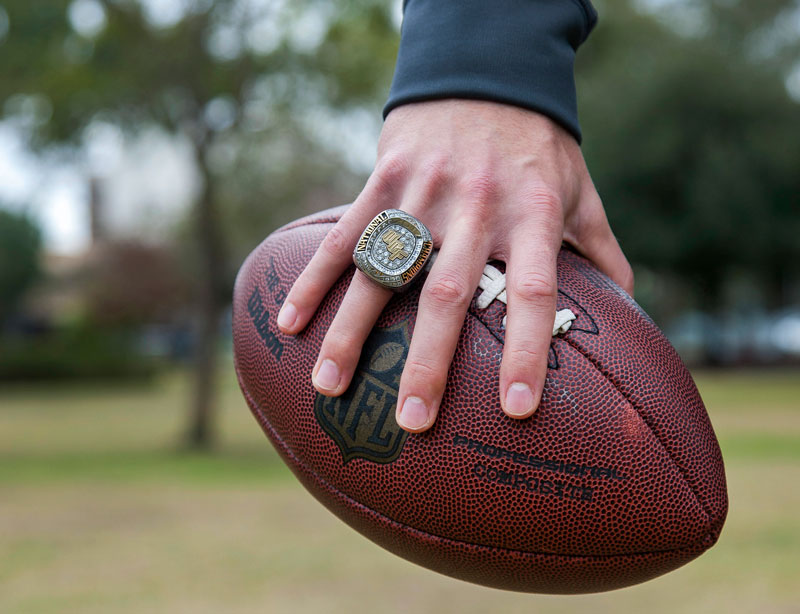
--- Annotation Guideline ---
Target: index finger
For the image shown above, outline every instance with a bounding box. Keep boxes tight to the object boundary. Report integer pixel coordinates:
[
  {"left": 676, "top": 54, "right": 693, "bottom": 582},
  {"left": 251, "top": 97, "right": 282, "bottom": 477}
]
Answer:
[{"left": 277, "top": 168, "right": 405, "bottom": 335}]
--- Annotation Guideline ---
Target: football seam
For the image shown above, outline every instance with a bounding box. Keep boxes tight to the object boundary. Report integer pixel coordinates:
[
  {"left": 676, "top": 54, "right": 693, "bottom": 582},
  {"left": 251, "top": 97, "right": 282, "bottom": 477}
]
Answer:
[
  {"left": 559, "top": 333, "right": 713, "bottom": 527},
  {"left": 466, "top": 308, "right": 713, "bottom": 533},
  {"left": 236, "top": 366, "right": 712, "bottom": 562}
]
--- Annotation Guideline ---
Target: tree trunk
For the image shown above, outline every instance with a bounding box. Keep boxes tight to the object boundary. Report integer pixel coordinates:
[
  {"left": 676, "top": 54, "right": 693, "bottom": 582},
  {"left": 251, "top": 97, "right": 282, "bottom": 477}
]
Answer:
[{"left": 187, "top": 152, "right": 226, "bottom": 449}]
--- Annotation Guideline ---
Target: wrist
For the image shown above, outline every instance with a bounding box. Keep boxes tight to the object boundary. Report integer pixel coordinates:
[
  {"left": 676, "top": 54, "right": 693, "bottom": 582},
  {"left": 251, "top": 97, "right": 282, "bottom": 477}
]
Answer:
[{"left": 384, "top": 0, "right": 597, "bottom": 143}]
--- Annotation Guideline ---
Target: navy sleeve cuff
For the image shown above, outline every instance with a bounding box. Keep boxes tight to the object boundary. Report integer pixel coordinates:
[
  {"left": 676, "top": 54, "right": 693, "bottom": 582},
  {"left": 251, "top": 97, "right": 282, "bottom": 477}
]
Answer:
[{"left": 384, "top": 0, "right": 597, "bottom": 142}]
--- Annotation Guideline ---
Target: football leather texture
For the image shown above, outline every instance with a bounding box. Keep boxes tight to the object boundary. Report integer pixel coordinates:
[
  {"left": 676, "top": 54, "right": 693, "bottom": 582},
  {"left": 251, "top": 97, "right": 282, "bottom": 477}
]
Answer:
[{"left": 232, "top": 205, "right": 728, "bottom": 594}]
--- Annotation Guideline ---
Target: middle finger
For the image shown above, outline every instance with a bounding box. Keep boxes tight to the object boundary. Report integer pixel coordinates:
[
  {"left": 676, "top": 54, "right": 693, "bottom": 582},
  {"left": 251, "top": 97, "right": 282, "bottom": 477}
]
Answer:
[{"left": 395, "top": 216, "right": 490, "bottom": 432}]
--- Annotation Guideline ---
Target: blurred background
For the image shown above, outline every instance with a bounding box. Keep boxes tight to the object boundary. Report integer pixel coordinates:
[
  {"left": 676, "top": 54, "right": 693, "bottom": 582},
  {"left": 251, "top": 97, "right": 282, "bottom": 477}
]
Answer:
[{"left": 0, "top": 0, "right": 798, "bottom": 612}]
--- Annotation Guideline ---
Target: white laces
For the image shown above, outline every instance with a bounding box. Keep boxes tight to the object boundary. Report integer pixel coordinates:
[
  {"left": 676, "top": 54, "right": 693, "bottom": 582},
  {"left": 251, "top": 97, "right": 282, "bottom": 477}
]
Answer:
[{"left": 426, "top": 254, "right": 575, "bottom": 335}]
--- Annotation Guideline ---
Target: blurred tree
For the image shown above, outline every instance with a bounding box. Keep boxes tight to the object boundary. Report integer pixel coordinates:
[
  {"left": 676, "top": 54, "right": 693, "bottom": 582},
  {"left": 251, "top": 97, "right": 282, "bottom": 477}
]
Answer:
[
  {"left": 0, "top": 0, "right": 396, "bottom": 447},
  {"left": 84, "top": 241, "right": 191, "bottom": 329},
  {"left": 579, "top": 0, "right": 800, "bottom": 317},
  {"left": 2, "top": 0, "right": 797, "bottom": 403},
  {"left": 0, "top": 208, "right": 42, "bottom": 328}
]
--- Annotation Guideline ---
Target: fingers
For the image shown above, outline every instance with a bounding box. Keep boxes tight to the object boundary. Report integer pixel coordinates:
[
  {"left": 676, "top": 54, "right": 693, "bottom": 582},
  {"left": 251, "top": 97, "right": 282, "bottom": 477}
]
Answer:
[
  {"left": 277, "top": 159, "right": 408, "bottom": 335},
  {"left": 276, "top": 207, "right": 371, "bottom": 335},
  {"left": 395, "top": 218, "right": 490, "bottom": 433},
  {"left": 311, "top": 271, "right": 392, "bottom": 396},
  {"left": 569, "top": 193, "right": 634, "bottom": 296},
  {"left": 499, "top": 204, "right": 563, "bottom": 420}
]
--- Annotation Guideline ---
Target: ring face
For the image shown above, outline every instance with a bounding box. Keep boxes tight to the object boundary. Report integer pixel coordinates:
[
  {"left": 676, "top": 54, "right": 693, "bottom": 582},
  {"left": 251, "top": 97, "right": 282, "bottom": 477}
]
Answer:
[{"left": 353, "top": 209, "right": 433, "bottom": 290}]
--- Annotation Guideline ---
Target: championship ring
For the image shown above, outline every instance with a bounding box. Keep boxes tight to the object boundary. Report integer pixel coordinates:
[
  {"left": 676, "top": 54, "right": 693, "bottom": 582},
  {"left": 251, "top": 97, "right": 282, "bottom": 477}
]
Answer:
[{"left": 353, "top": 209, "right": 433, "bottom": 291}]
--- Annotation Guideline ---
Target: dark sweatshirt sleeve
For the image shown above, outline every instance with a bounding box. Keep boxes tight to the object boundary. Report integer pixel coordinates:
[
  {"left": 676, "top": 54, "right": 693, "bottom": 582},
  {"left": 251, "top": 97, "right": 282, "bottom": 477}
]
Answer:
[{"left": 383, "top": 0, "right": 598, "bottom": 142}]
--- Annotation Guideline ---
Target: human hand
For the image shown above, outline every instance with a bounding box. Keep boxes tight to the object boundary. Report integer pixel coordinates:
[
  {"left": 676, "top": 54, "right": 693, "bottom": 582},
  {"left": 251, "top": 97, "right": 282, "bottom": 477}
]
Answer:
[{"left": 277, "top": 99, "right": 633, "bottom": 432}]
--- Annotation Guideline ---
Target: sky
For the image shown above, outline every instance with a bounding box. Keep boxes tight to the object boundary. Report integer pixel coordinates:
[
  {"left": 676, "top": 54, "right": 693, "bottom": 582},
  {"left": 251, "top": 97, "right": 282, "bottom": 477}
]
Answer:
[
  {"left": 0, "top": 0, "right": 212, "bottom": 252},
  {"left": 0, "top": 122, "right": 201, "bottom": 252}
]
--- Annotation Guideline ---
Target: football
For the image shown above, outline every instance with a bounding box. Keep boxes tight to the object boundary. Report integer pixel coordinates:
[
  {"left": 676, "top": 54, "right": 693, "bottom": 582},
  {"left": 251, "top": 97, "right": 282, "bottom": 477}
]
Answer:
[{"left": 232, "top": 204, "right": 728, "bottom": 594}]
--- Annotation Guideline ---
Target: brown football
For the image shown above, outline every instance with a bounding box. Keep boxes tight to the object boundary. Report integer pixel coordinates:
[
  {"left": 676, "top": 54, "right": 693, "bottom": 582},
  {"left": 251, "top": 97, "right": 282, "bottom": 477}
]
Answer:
[{"left": 232, "top": 204, "right": 727, "bottom": 594}]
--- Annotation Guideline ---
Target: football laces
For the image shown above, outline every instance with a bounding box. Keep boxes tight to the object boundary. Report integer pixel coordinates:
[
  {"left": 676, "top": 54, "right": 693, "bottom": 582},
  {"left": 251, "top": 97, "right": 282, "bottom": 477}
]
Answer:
[{"left": 425, "top": 252, "right": 575, "bottom": 334}]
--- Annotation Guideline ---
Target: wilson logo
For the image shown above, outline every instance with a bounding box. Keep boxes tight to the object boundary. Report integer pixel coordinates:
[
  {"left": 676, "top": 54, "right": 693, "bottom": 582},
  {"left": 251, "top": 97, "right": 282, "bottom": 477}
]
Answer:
[{"left": 247, "top": 286, "right": 284, "bottom": 361}]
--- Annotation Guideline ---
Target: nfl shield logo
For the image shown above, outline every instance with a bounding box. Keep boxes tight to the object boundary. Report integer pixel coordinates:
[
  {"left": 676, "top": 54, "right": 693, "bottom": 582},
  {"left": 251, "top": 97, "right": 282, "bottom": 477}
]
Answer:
[{"left": 314, "top": 321, "right": 410, "bottom": 464}]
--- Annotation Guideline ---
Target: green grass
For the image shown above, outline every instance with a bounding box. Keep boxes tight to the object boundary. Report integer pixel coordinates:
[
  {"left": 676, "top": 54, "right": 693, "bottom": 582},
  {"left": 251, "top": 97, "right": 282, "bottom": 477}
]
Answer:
[{"left": 0, "top": 363, "right": 798, "bottom": 613}]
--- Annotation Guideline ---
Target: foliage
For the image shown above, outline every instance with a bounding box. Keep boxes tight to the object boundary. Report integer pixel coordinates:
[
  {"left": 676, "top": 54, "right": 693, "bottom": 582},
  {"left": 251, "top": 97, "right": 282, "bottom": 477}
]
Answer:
[
  {"left": 579, "top": 0, "right": 800, "bottom": 310},
  {"left": 0, "top": 208, "right": 42, "bottom": 327},
  {"left": 1, "top": 1, "right": 798, "bottom": 390},
  {"left": 0, "top": 0, "right": 397, "bottom": 272},
  {"left": 0, "top": 323, "right": 159, "bottom": 381},
  {"left": 0, "top": 0, "right": 398, "bottom": 444}
]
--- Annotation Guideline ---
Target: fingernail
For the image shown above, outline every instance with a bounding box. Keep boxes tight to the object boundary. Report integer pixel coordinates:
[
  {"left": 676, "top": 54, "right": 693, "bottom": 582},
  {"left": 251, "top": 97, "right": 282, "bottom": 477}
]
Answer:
[
  {"left": 505, "top": 382, "right": 535, "bottom": 417},
  {"left": 277, "top": 301, "right": 297, "bottom": 331},
  {"left": 314, "top": 359, "right": 340, "bottom": 392},
  {"left": 398, "top": 396, "right": 429, "bottom": 431}
]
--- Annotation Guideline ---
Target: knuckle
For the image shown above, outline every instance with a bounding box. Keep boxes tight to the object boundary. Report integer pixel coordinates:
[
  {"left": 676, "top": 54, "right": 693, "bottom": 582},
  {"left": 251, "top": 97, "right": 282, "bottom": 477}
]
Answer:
[
  {"left": 426, "top": 272, "right": 472, "bottom": 307},
  {"left": 320, "top": 224, "right": 351, "bottom": 258},
  {"left": 522, "top": 184, "right": 563, "bottom": 217},
  {"left": 509, "top": 270, "right": 556, "bottom": 303},
  {"left": 295, "top": 280, "right": 324, "bottom": 305},
  {"left": 420, "top": 155, "right": 451, "bottom": 187},
  {"left": 573, "top": 210, "right": 610, "bottom": 246},
  {"left": 372, "top": 154, "right": 409, "bottom": 195},
  {"left": 505, "top": 346, "right": 545, "bottom": 367},
  {"left": 461, "top": 171, "right": 500, "bottom": 208},
  {"left": 291, "top": 270, "right": 326, "bottom": 304},
  {"left": 402, "top": 356, "right": 444, "bottom": 388},
  {"left": 323, "top": 328, "right": 359, "bottom": 359}
]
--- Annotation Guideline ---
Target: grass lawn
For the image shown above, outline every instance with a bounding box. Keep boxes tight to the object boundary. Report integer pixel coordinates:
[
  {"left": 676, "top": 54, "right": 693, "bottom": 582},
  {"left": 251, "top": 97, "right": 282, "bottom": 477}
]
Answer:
[{"left": 1, "top": 361, "right": 798, "bottom": 613}]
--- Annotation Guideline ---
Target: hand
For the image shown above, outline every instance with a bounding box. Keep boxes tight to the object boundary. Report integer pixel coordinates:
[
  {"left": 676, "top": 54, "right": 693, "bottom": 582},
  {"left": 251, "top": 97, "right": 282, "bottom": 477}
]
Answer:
[{"left": 277, "top": 99, "right": 633, "bottom": 432}]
